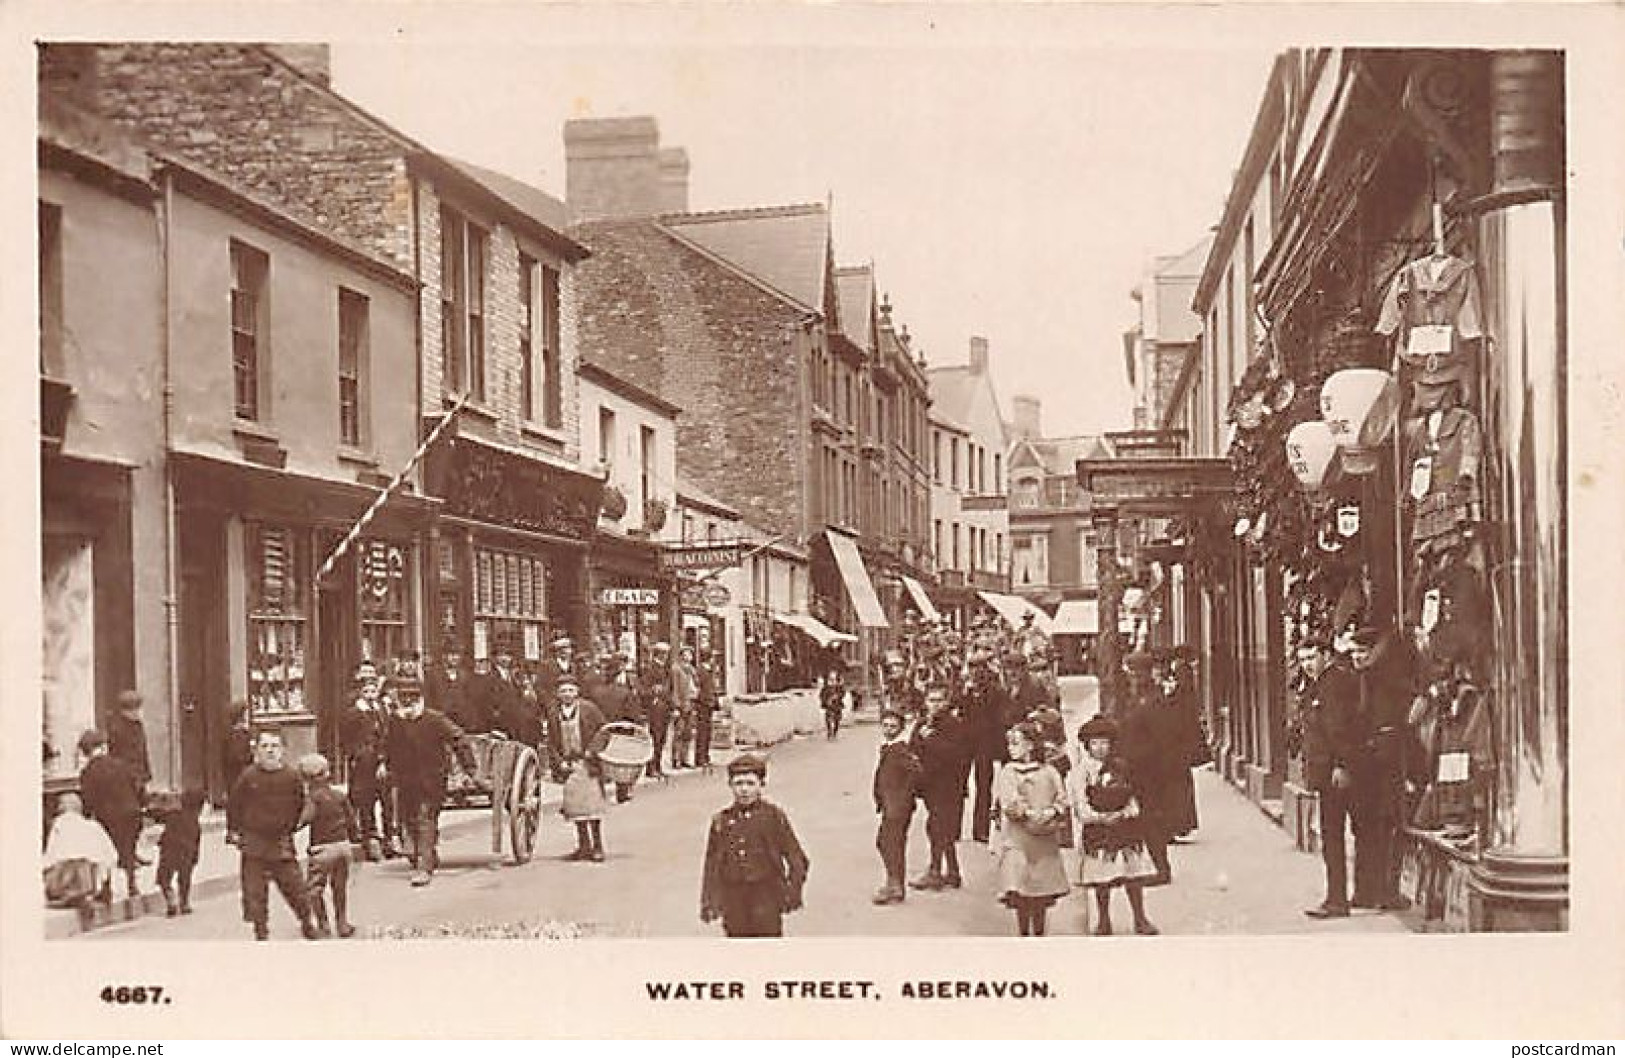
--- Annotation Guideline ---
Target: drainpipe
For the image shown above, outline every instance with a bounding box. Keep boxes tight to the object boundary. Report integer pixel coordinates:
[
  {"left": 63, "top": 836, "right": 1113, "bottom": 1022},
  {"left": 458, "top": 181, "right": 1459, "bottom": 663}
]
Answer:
[{"left": 158, "top": 166, "right": 182, "bottom": 789}]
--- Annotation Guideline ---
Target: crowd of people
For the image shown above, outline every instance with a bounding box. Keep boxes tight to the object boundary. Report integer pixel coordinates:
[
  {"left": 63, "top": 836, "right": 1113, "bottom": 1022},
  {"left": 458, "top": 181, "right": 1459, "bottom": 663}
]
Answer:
[
  {"left": 45, "top": 608, "right": 1230, "bottom": 942},
  {"left": 42, "top": 633, "right": 730, "bottom": 940},
  {"left": 856, "top": 614, "right": 1209, "bottom": 937}
]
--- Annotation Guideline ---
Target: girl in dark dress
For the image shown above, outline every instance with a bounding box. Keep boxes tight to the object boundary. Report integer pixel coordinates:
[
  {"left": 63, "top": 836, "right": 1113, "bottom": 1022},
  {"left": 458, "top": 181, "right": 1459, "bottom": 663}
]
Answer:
[{"left": 1066, "top": 715, "right": 1159, "bottom": 936}]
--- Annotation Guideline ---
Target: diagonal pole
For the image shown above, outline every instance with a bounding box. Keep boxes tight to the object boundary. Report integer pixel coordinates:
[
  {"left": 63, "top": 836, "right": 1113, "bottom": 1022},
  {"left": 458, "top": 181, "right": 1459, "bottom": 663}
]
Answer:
[{"left": 316, "top": 388, "right": 471, "bottom": 583}]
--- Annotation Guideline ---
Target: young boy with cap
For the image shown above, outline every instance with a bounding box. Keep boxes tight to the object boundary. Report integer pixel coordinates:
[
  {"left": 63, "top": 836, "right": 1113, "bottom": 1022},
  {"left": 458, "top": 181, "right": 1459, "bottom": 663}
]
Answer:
[
  {"left": 297, "top": 753, "right": 360, "bottom": 938},
  {"left": 700, "top": 754, "right": 810, "bottom": 938}
]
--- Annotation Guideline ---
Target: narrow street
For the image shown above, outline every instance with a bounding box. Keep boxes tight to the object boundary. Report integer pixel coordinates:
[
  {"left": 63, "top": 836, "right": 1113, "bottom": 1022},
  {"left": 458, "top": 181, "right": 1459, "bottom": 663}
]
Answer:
[{"left": 83, "top": 677, "right": 1408, "bottom": 941}]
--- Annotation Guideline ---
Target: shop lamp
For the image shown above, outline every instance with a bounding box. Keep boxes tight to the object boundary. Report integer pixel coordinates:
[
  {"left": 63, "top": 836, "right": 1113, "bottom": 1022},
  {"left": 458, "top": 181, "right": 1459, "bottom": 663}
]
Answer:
[
  {"left": 1320, "top": 368, "right": 1397, "bottom": 475},
  {"left": 1285, "top": 419, "right": 1338, "bottom": 492}
]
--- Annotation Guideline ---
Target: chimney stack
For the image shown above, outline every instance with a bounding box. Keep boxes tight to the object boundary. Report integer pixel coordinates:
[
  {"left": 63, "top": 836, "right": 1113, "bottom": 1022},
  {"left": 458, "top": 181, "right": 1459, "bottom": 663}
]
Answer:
[
  {"left": 657, "top": 147, "right": 690, "bottom": 213},
  {"left": 1012, "top": 395, "right": 1043, "bottom": 441},
  {"left": 265, "top": 44, "right": 331, "bottom": 86},
  {"left": 968, "top": 336, "right": 990, "bottom": 375},
  {"left": 564, "top": 116, "right": 668, "bottom": 222}
]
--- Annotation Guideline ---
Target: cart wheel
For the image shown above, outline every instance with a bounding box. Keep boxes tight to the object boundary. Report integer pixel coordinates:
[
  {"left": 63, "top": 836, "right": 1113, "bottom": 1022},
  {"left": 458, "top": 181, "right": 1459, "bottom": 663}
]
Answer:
[{"left": 508, "top": 744, "right": 543, "bottom": 865}]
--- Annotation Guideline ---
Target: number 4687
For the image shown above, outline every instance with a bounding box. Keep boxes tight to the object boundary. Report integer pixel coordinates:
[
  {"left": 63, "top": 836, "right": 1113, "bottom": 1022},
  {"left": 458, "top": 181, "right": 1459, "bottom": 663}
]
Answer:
[{"left": 101, "top": 985, "right": 165, "bottom": 1005}]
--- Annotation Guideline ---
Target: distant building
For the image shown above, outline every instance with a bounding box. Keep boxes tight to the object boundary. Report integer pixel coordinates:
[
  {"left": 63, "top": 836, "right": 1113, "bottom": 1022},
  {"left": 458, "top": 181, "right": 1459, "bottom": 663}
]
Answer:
[
  {"left": 567, "top": 116, "right": 933, "bottom": 692},
  {"left": 926, "top": 337, "right": 1012, "bottom": 627}
]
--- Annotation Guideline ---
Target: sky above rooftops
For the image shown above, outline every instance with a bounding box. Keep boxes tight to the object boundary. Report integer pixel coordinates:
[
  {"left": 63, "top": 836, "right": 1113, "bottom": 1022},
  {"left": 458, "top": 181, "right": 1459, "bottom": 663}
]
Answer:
[{"left": 332, "top": 9, "right": 1271, "bottom": 436}]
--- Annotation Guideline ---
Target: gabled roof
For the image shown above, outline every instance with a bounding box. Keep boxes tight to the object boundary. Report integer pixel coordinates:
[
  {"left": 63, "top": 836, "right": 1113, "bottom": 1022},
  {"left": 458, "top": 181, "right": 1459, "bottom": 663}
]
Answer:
[
  {"left": 1011, "top": 435, "right": 1114, "bottom": 477},
  {"left": 660, "top": 203, "right": 830, "bottom": 313},
  {"left": 834, "top": 265, "right": 875, "bottom": 351},
  {"left": 676, "top": 476, "right": 741, "bottom": 520},
  {"left": 926, "top": 364, "right": 1009, "bottom": 446}
]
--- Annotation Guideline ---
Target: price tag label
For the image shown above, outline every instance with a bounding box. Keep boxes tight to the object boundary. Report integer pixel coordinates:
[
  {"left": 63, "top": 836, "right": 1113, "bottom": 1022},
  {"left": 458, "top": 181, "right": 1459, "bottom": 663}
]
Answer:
[
  {"left": 1406, "top": 323, "right": 1454, "bottom": 359},
  {"left": 1437, "top": 751, "right": 1470, "bottom": 783},
  {"left": 1420, "top": 589, "right": 1442, "bottom": 632},
  {"left": 1410, "top": 456, "right": 1435, "bottom": 500}
]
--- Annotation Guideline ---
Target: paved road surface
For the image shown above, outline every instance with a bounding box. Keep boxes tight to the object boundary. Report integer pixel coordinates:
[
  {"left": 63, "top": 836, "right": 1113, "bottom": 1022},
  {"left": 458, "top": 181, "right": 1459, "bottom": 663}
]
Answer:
[{"left": 83, "top": 678, "right": 1409, "bottom": 941}]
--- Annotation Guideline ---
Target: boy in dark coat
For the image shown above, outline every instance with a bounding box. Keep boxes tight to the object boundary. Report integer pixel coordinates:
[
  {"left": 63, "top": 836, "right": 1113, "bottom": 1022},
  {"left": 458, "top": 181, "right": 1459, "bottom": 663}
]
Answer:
[
  {"left": 297, "top": 753, "right": 360, "bottom": 938},
  {"left": 77, "top": 729, "right": 144, "bottom": 899},
  {"left": 226, "top": 729, "right": 318, "bottom": 940},
  {"left": 339, "top": 667, "right": 395, "bottom": 860},
  {"left": 700, "top": 754, "right": 809, "bottom": 938},
  {"left": 384, "top": 678, "right": 479, "bottom": 887},
  {"left": 819, "top": 669, "right": 848, "bottom": 740},
  {"left": 109, "top": 690, "right": 153, "bottom": 789},
  {"left": 1300, "top": 638, "right": 1369, "bottom": 918},
  {"left": 909, "top": 684, "right": 970, "bottom": 890},
  {"left": 872, "top": 710, "right": 922, "bottom": 905},
  {"left": 156, "top": 788, "right": 205, "bottom": 916}
]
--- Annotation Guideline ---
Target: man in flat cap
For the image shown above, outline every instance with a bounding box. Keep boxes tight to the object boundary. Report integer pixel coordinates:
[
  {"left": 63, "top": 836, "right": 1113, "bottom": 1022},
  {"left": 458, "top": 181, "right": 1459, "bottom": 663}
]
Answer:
[{"left": 700, "top": 754, "right": 810, "bottom": 938}]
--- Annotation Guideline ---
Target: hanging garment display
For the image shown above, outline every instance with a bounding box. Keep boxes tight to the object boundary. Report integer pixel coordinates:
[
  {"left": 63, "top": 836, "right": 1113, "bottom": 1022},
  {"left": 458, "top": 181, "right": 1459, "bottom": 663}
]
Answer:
[
  {"left": 1376, "top": 253, "right": 1484, "bottom": 405},
  {"left": 1403, "top": 405, "right": 1484, "bottom": 549}
]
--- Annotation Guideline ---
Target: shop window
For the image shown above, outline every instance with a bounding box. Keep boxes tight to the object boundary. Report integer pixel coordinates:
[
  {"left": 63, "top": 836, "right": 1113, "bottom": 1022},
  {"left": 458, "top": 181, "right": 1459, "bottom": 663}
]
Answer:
[
  {"left": 599, "top": 407, "right": 617, "bottom": 470},
  {"left": 230, "top": 240, "right": 269, "bottom": 422},
  {"left": 473, "top": 546, "right": 548, "bottom": 663},
  {"left": 41, "top": 535, "right": 95, "bottom": 783},
  {"left": 246, "top": 523, "right": 308, "bottom": 717},
  {"left": 338, "top": 288, "right": 368, "bottom": 448},
  {"left": 356, "top": 539, "right": 410, "bottom": 663}
]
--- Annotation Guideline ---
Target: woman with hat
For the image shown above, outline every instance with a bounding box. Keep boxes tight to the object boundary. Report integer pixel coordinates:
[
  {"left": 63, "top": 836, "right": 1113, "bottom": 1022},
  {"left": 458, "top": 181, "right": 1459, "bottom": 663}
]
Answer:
[{"left": 1067, "top": 715, "right": 1160, "bottom": 935}]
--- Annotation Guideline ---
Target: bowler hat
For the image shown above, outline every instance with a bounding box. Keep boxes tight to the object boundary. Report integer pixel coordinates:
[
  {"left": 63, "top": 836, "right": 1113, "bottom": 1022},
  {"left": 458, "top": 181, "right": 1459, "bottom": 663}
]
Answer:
[{"left": 727, "top": 753, "right": 768, "bottom": 779}]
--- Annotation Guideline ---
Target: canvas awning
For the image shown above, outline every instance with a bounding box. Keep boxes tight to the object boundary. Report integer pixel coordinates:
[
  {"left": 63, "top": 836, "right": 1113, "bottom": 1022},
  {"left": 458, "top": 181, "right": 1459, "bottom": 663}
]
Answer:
[
  {"left": 773, "top": 613, "right": 858, "bottom": 647},
  {"left": 899, "top": 575, "right": 941, "bottom": 622},
  {"left": 976, "top": 590, "right": 1053, "bottom": 634},
  {"left": 1051, "top": 599, "right": 1100, "bottom": 636},
  {"left": 826, "top": 531, "right": 890, "bottom": 629}
]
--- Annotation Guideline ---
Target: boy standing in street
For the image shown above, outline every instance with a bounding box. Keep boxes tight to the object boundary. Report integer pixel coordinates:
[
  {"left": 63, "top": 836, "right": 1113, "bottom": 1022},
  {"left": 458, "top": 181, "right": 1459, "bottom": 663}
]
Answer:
[
  {"left": 297, "top": 753, "right": 360, "bottom": 938},
  {"left": 700, "top": 754, "right": 810, "bottom": 938},
  {"left": 226, "top": 729, "right": 319, "bottom": 941},
  {"left": 872, "top": 709, "right": 922, "bottom": 905}
]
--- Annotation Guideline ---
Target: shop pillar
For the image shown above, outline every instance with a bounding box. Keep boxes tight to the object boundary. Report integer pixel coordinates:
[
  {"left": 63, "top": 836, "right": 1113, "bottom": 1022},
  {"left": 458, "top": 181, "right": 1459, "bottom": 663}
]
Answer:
[{"left": 1468, "top": 50, "right": 1568, "bottom": 931}]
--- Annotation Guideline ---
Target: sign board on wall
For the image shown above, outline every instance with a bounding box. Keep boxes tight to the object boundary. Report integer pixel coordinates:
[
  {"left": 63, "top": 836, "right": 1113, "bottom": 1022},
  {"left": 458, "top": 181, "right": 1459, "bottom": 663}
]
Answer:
[
  {"left": 599, "top": 588, "right": 660, "bottom": 606},
  {"left": 660, "top": 545, "right": 744, "bottom": 571}
]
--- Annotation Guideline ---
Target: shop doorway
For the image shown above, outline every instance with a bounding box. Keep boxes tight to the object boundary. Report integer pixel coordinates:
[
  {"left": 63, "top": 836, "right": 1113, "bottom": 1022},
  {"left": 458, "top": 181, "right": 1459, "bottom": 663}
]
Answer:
[{"left": 177, "top": 517, "right": 228, "bottom": 803}]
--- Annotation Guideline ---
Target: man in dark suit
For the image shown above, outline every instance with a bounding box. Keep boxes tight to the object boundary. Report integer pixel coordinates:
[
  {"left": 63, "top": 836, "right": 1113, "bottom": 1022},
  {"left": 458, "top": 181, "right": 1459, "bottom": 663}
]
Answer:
[
  {"left": 1301, "top": 636, "right": 1370, "bottom": 918},
  {"left": 959, "top": 648, "right": 1010, "bottom": 843},
  {"left": 425, "top": 649, "right": 477, "bottom": 734},
  {"left": 384, "top": 678, "right": 480, "bottom": 887},
  {"left": 872, "top": 709, "right": 922, "bottom": 905},
  {"left": 909, "top": 684, "right": 970, "bottom": 890},
  {"left": 1348, "top": 626, "right": 1416, "bottom": 912}
]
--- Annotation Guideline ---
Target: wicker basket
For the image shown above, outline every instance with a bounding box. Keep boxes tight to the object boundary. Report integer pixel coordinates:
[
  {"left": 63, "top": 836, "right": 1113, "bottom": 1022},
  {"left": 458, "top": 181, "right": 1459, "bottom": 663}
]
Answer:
[{"left": 598, "top": 722, "right": 654, "bottom": 786}]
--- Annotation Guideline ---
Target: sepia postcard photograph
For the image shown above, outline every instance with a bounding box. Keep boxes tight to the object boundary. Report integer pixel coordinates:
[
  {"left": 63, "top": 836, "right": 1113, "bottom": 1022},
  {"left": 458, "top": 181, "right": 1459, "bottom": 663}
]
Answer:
[{"left": 3, "top": 0, "right": 1623, "bottom": 1042}]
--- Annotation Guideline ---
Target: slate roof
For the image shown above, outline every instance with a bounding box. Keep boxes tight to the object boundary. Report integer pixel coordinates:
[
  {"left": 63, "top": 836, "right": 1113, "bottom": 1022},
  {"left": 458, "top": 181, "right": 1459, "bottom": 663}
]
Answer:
[
  {"left": 445, "top": 157, "right": 574, "bottom": 240},
  {"left": 660, "top": 203, "right": 830, "bottom": 312},
  {"left": 926, "top": 366, "right": 979, "bottom": 431},
  {"left": 834, "top": 265, "right": 875, "bottom": 351}
]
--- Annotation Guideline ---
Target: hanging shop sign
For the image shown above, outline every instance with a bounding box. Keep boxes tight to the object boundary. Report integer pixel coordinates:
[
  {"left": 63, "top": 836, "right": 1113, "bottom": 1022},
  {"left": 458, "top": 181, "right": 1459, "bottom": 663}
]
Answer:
[
  {"left": 660, "top": 544, "right": 744, "bottom": 571},
  {"left": 599, "top": 588, "right": 660, "bottom": 606},
  {"left": 702, "top": 582, "right": 732, "bottom": 608}
]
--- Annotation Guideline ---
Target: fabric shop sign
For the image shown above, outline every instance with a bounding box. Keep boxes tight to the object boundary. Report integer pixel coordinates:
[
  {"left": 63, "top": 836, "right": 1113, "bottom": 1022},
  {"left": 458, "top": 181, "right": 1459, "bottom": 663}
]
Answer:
[{"left": 599, "top": 588, "right": 660, "bottom": 606}]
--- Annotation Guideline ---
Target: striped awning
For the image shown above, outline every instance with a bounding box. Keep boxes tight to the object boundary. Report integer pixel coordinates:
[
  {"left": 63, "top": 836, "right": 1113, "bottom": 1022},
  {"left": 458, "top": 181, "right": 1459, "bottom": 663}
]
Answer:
[
  {"left": 827, "top": 531, "right": 890, "bottom": 629},
  {"left": 976, "top": 590, "right": 1052, "bottom": 634},
  {"left": 1051, "top": 599, "right": 1100, "bottom": 636},
  {"left": 773, "top": 613, "right": 858, "bottom": 647},
  {"left": 899, "top": 575, "right": 941, "bottom": 622}
]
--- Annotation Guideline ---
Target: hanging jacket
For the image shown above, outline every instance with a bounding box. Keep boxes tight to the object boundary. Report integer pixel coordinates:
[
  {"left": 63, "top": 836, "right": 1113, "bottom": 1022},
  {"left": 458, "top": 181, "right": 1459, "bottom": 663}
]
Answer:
[
  {"left": 1404, "top": 406, "right": 1484, "bottom": 546},
  {"left": 1376, "top": 254, "right": 1484, "bottom": 385}
]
